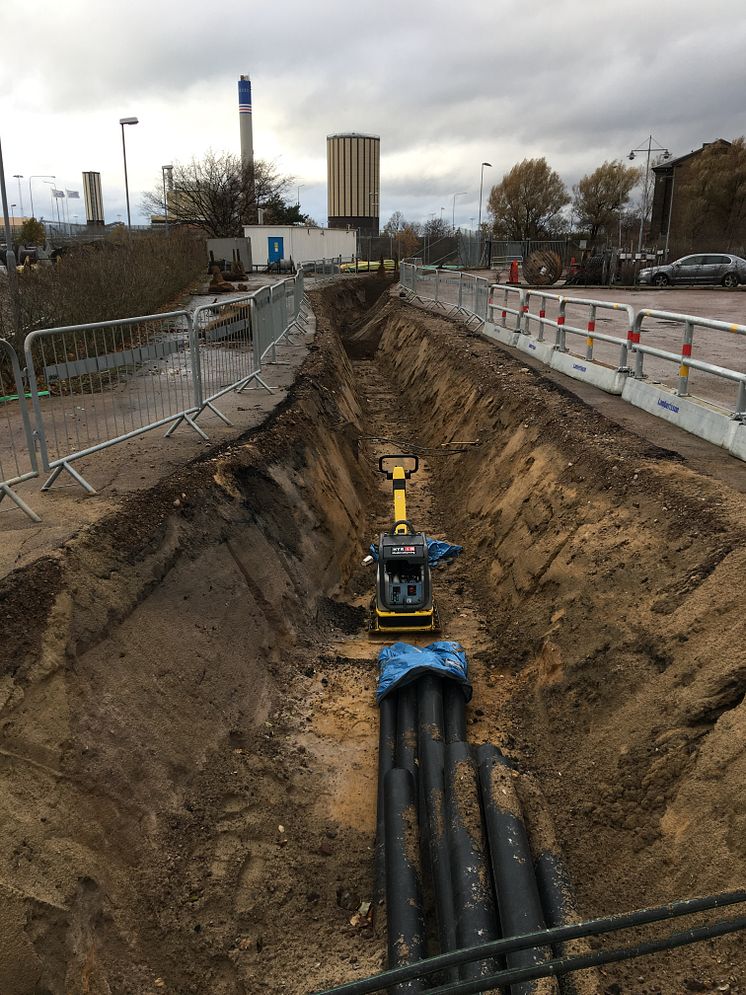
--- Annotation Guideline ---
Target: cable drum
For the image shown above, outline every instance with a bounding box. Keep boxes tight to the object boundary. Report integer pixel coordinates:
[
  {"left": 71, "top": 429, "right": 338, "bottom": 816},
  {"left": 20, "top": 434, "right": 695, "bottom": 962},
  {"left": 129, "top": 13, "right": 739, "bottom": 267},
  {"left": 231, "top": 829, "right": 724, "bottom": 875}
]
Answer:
[{"left": 522, "top": 250, "right": 563, "bottom": 286}]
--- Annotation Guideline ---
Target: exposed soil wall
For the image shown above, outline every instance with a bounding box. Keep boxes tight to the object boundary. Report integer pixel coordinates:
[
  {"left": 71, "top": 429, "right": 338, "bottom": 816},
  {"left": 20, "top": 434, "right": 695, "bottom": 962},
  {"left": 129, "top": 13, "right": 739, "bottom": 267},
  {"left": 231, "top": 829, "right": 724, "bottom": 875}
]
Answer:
[
  {"left": 373, "top": 297, "right": 746, "bottom": 992},
  {"left": 0, "top": 291, "right": 379, "bottom": 995}
]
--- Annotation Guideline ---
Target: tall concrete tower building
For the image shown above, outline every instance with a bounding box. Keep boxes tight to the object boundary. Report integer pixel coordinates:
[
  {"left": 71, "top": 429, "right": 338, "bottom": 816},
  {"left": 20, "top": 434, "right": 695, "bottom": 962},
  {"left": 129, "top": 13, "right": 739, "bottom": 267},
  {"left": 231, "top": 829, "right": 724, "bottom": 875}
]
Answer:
[
  {"left": 238, "top": 74, "right": 257, "bottom": 223},
  {"left": 327, "top": 133, "right": 380, "bottom": 236},
  {"left": 82, "top": 171, "right": 104, "bottom": 225}
]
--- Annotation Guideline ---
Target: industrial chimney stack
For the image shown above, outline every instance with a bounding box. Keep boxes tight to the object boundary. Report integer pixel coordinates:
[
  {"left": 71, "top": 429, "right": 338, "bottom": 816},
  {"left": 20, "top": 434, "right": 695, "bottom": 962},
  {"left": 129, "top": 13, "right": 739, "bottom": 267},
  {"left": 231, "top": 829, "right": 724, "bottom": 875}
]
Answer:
[{"left": 238, "top": 74, "right": 257, "bottom": 223}]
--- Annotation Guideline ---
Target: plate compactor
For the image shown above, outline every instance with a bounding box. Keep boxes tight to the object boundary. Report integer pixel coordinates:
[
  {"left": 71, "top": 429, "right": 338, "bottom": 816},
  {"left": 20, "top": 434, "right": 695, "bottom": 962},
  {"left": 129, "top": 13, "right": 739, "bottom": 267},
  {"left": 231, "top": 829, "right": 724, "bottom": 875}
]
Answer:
[{"left": 368, "top": 455, "right": 440, "bottom": 635}]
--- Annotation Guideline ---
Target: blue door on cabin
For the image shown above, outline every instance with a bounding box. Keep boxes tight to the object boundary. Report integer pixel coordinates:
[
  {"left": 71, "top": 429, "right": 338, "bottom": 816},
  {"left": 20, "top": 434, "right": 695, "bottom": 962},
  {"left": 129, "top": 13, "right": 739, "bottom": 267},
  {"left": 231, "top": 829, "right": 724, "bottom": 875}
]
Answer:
[{"left": 268, "top": 236, "right": 284, "bottom": 263}]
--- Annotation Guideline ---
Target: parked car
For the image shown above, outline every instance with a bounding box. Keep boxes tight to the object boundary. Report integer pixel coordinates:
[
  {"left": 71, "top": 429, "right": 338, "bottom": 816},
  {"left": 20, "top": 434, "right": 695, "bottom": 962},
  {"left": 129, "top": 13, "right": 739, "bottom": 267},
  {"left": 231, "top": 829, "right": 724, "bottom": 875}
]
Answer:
[{"left": 638, "top": 253, "right": 746, "bottom": 287}]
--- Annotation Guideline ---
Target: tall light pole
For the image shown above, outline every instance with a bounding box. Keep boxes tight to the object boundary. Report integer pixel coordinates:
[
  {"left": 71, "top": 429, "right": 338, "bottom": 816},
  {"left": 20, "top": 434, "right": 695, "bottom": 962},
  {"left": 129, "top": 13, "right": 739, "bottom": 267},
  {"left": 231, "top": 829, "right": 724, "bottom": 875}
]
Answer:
[
  {"left": 161, "top": 163, "right": 172, "bottom": 231},
  {"left": 629, "top": 135, "right": 670, "bottom": 254},
  {"left": 477, "top": 161, "right": 492, "bottom": 233},
  {"left": 451, "top": 191, "right": 467, "bottom": 231},
  {"left": 297, "top": 183, "right": 304, "bottom": 206},
  {"left": 119, "top": 116, "right": 139, "bottom": 229},
  {"left": 10, "top": 203, "right": 15, "bottom": 225},
  {"left": 0, "top": 136, "right": 21, "bottom": 335},
  {"left": 13, "top": 175, "right": 24, "bottom": 216},
  {"left": 28, "top": 174, "right": 55, "bottom": 218}
]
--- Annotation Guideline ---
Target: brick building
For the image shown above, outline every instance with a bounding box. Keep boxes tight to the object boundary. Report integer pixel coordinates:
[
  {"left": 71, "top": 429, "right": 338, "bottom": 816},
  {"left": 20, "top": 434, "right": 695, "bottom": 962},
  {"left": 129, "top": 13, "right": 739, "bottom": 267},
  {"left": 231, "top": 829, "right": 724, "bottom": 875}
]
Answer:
[{"left": 649, "top": 139, "right": 733, "bottom": 257}]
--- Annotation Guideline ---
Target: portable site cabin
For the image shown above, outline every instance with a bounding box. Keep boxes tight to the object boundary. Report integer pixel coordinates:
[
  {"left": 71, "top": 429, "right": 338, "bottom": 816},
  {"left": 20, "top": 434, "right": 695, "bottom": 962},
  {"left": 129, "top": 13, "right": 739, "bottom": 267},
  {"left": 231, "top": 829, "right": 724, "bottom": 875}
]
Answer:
[{"left": 242, "top": 225, "right": 356, "bottom": 268}]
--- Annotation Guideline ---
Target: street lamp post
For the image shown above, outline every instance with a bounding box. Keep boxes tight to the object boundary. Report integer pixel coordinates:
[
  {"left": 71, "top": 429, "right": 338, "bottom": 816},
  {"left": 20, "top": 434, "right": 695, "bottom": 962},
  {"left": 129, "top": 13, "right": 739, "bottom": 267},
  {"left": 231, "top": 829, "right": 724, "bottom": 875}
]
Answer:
[
  {"left": 477, "top": 161, "right": 492, "bottom": 233},
  {"left": 13, "top": 175, "right": 24, "bottom": 216},
  {"left": 629, "top": 135, "right": 670, "bottom": 254},
  {"left": 28, "top": 175, "right": 55, "bottom": 219},
  {"left": 161, "top": 164, "right": 172, "bottom": 231},
  {"left": 0, "top": 136, "right": 21, "bottom": 335},
  {"left": 451, "top": 191, "right": 467, "bottom": 231},
  {"left": 297, "top": 184, "right": 304, "bottom": 206},
  {"left": 119, "top": 116, "right": 139, "bottom": 229}
]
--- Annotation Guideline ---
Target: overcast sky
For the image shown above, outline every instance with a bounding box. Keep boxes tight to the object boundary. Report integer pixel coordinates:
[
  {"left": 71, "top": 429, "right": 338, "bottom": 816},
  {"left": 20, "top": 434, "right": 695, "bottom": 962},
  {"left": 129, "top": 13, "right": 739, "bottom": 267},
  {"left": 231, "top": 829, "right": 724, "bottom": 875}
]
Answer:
[{"left": 2, "top": 0, "right": 745, "bottom": 228}]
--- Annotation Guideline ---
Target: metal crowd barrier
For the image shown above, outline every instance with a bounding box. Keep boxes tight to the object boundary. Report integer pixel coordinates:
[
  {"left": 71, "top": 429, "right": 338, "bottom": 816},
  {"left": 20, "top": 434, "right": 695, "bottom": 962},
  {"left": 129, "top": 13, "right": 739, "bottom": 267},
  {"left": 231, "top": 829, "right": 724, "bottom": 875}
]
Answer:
[
  {"left": 400, "top": 264, "right": 490, "bottom": 326},
  {"left": 488, "top": 284, "right": 524, "bottom": 333},
  {"left": 632, "top": 309, "right": 746, "bottom": 416},
  {"left": 21, "top": 270, "right": 309, "bottom": 496},
  {"left": 0, "top": 339, "right": 40, "bottom": 522},
  {"left": 25, "top": 310, "right": 198, "bottom": 494},
  {"left": 191, "top": 296, "right": 262, "bottom": 425},
  {"left": 301, "top": 257, "right": 344, "bottom": 276},
  {"left": 522, "top": 288, "right": 562, "bottom": 343},
  {"left": 399, "top": 266, "right": 746, "bottom": 458}
]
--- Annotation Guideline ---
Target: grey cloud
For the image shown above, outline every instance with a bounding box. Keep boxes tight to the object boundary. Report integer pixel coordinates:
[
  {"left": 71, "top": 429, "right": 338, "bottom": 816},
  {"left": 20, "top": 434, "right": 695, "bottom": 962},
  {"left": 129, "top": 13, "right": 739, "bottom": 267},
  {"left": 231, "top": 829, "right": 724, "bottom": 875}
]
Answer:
[{"left": 3, "top": 0, "right": 746, "bottom": 226}]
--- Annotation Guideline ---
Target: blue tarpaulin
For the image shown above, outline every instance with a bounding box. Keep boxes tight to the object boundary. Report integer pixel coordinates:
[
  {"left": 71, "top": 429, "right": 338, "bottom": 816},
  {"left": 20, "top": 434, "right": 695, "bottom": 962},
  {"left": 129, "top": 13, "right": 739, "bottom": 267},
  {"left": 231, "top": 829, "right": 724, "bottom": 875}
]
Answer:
[
  {"left": 376, "top": 641, "right": 472, "bottom": 703},
  {"left": 369, "top": 537, "right": 463, "bottom": 567}
]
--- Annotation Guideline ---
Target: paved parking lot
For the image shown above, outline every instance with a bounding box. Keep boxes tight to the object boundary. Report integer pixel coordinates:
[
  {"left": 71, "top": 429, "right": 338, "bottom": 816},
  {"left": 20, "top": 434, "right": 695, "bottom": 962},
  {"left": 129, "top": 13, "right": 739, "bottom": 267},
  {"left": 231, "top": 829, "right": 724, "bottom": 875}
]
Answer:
[{"left": 548, "top": 286, "right": 746, "bottom": 410}]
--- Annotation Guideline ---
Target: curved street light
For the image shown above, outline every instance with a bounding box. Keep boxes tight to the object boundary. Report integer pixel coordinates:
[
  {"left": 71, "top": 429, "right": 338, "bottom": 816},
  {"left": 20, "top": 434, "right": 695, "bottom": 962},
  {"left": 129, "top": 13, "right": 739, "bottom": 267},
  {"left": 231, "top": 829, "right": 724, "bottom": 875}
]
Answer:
[
  {"left": 452, "top": 191, "right": 467, "bottom": 231},
  {"left": 161, "top": 163, "right": 172, "bottom": 230},
  {"left": 28, "top": 174, "right": 55, "bottom": 219},
  {"left": 629, "top": 135, "right": 671, "bottom": 253},
  {"left": 12, "top": 175, "right": 24, "bottom": 216}
]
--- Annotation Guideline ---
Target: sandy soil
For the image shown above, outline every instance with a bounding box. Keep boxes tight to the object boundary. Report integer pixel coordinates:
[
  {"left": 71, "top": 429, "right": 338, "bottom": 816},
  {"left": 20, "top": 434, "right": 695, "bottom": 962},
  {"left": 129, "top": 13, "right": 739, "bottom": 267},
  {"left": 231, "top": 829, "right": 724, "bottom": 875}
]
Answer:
[{"left": 0, "top": 274, "right": 744, "bottom": 994}]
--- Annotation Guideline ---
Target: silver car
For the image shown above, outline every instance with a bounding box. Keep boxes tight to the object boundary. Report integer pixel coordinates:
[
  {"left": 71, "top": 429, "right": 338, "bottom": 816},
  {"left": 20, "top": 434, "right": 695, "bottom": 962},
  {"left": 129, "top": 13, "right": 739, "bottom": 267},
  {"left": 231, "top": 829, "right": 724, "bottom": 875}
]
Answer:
[{"left": 638, "top": 253, "right": 746, "bottom": 288}]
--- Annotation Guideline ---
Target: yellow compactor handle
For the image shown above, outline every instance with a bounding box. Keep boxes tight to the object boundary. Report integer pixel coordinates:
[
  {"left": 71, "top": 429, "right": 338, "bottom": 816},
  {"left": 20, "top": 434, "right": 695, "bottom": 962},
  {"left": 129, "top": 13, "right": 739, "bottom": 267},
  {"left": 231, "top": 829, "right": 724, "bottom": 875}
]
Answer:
[{"left": 392, "top": 466, "right": 408, "bottom": 533}]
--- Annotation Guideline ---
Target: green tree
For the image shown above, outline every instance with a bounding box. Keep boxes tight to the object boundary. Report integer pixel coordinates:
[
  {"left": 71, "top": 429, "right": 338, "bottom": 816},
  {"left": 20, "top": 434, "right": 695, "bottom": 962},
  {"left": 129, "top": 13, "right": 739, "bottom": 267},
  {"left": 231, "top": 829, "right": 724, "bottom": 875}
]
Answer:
[
  {"left": 487, "top": 158, "right": 569, "bottom": 239},
  {"left": 681, "top": 138, "right": 746, "bottom": 248},
  {"left": 261, "top": 193, "right": 317, "bottom": 226},
  {"left": 572, "top": 160, "right": 641, "bottom": 247},
  {"left": 19, "top": 217, "right": 46, "bottom": 246}
]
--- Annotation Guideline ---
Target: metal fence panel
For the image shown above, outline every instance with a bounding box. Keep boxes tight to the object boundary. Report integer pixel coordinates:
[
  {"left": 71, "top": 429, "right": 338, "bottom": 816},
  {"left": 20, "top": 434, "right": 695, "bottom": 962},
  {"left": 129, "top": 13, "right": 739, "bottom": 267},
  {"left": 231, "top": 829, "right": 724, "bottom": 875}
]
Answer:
[
  {"left": 0, "top": 339, "right": 40, "bottom": 521},
  {"left": 192, "top": 296, "right": 256, "bottom": 421},
  {"left": 25, "top": 310, "right": 200, "bottom": 493}
]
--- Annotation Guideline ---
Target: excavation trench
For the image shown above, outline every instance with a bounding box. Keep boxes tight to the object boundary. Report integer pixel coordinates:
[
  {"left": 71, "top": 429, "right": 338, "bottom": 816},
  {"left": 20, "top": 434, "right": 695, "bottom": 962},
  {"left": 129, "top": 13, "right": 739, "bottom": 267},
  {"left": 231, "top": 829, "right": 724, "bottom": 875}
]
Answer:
[{"left": 0, "top": 278, "right": 744, "bottom": 995}]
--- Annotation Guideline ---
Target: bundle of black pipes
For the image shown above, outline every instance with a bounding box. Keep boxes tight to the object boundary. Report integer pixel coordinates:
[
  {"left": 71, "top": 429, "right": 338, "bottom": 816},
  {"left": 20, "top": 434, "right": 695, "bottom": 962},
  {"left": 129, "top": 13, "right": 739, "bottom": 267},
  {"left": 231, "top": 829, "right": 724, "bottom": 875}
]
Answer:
[{"left": 375, "top": 673, "right": 593, "bottom": 995}]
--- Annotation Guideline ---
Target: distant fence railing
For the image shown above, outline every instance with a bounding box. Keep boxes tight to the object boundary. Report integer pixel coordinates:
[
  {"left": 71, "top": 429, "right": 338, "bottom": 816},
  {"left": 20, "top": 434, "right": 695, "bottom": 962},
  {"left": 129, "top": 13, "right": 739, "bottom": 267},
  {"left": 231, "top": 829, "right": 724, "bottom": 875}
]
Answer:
[
  {"left": 300, "top": 257, "right": 347, "bottom": 276},
  {"left": 398, "top": 261, "right": 746, "bottom": 461},
  {"left": 15, "top": 269, "right": 311, "bottom": 499}
]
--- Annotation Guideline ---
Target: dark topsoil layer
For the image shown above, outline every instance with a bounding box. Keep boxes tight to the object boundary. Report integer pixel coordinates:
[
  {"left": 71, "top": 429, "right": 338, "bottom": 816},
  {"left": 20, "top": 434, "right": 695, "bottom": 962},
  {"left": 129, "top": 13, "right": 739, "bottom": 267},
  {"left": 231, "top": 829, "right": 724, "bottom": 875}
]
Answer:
[{"left": 0, "top": 274, "right": 744, "bottom": 995}]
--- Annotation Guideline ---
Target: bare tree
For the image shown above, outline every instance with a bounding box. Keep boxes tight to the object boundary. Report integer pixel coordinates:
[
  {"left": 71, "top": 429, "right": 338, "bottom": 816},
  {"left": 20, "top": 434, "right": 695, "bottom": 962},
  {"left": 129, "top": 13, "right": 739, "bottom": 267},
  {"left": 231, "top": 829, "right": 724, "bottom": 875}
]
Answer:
[
  {"left": 382, "top": 210, "right": 406, "bottom": 236},
  {"left": 488, "top": 158, "right": 569, "bottom": 240},
  {"left": 141, "top": 151, "right": 293, "bottom": 237}
]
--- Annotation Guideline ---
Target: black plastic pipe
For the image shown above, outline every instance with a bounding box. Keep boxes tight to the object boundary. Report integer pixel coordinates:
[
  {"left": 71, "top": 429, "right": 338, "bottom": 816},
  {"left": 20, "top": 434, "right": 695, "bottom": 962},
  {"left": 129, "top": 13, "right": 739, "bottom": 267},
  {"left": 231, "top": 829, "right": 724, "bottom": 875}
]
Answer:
[
  {"left": 396, "top": 683, "right": 418, "bottom": 779},
  {"left": 513, "top": 773, "right": 597, "bottom": 995},
  {"left": 384, "top": 767, "right": 427, "bottom": 993},
  {"left": 444, "top": 741, "right": 498, "bottom": 981},
  {"left": 311, "top": 889, "right": 746, "bottom": 995},
  {"left": 443, "top": 681, "right": 467, "bottom": 744},
  {"left": 375, "top": 693, "right": 397, "bottom": 901},
  {"left": 417, "top": 676, "right": 458, "bottom": 973},
  {"left": 477, "top": 745, "right": 556, "bottom": 995},
  {"left": 407, "top": 912, "right": 746, "bottom": 995}
]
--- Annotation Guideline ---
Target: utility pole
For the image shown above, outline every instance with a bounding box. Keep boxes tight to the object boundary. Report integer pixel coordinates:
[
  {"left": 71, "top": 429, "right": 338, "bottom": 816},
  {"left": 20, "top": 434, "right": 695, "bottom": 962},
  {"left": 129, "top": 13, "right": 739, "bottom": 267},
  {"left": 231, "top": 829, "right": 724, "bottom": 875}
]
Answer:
[{"left": 0, "top": 136, "right": 21, "bottom": 339}]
